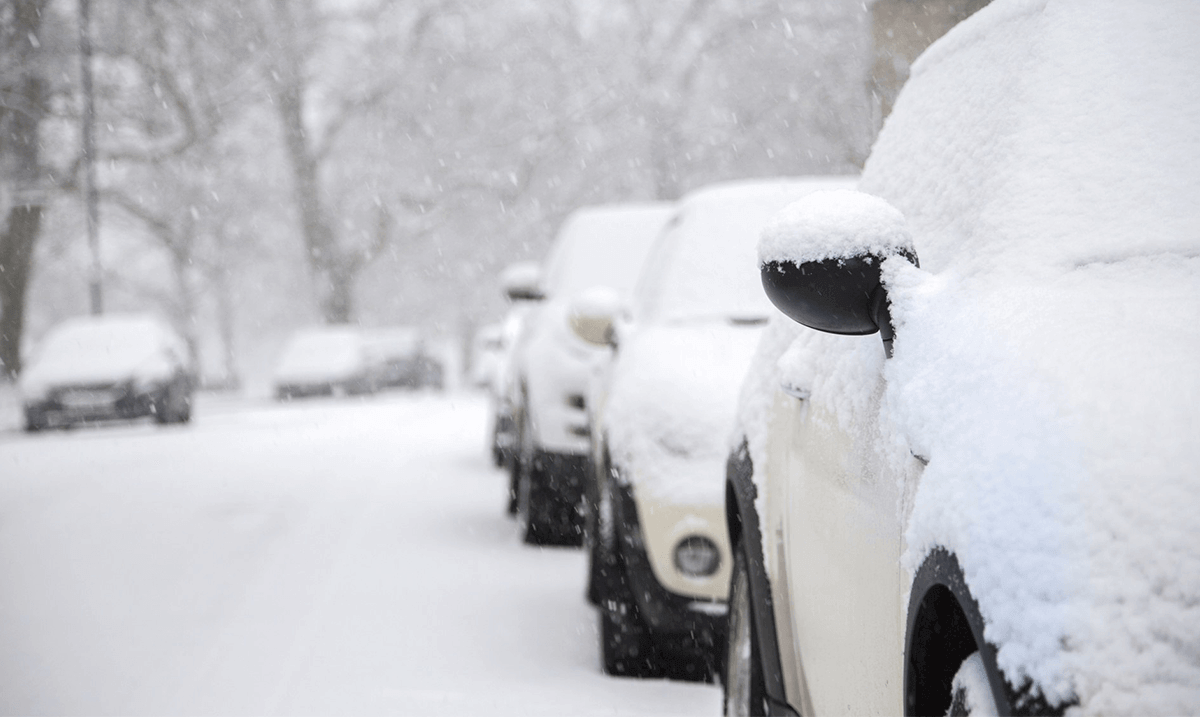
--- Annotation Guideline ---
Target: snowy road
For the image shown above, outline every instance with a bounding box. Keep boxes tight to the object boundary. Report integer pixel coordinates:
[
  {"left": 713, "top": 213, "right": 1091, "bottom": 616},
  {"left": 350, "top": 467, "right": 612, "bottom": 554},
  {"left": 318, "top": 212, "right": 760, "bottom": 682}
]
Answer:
[{"left": 0, "top": 391, "right": 720, "bottom": 715}]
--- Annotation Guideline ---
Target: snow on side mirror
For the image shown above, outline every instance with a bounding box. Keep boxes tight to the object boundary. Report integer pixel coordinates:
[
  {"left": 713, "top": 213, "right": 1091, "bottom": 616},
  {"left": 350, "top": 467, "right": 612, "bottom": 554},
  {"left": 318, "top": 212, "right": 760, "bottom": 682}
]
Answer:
[
  {"left": 500, "top": 261, "right": 544, "bottom": 302},
  {"left": 758, "top": 190, "right": 919, "bottom": 358},
  {"left": 568, "top": 286, "right": 622, "bottom": 348}
]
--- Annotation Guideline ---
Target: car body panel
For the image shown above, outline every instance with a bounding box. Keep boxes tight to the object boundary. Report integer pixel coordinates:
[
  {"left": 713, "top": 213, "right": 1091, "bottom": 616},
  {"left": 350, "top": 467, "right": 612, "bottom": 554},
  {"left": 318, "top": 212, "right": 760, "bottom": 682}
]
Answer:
[
  {"left": 510, "top": 203, "right": 673, "bottom": 457},
  {"left": 732, "top": 2, "right": 1200, "bottom": 713}
]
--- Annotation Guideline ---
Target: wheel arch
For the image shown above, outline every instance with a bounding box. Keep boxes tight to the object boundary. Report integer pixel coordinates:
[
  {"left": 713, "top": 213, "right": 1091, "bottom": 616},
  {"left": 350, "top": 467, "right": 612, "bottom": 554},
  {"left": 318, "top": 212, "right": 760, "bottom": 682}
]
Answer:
[
  {"left": 905, "top": 548, "right": 1068, "bottom": 716},
  {"left": 725, "top": 440, "right": 797, "bottom": 715}
]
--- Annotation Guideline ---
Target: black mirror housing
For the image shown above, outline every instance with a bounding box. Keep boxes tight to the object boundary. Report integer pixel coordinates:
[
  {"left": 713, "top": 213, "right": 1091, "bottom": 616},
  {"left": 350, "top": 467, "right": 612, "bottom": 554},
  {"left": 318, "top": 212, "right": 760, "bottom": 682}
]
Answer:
[
  {"left": 757, "top": 190, "right": 919, "bottom": 358},
  {"left": 500, "top": 262, "right": 544, "bottom": 302},
  {"left": 761, "top": 250, "right": 917, "bottom": 357}
]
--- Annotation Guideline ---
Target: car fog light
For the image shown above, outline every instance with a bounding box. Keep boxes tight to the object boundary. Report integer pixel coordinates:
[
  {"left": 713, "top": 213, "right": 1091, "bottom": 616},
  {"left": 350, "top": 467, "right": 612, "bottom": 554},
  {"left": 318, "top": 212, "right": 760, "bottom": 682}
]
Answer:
[{"left": 674, "top": 535, "right": 720, "bottom": 577}]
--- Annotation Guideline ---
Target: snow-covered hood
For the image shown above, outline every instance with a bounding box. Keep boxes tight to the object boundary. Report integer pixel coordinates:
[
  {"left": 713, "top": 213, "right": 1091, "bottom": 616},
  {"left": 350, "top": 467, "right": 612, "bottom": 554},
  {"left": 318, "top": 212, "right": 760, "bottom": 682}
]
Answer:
[{"left": 606, "top": 321, "right": 763, "bottom": 506}]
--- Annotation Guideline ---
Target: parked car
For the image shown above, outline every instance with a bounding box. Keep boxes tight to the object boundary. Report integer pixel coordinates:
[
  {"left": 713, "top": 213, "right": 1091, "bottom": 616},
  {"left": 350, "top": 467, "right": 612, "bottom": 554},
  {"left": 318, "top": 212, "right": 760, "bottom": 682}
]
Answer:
[
  {"left": 470, "top": 323, "right": 505, "bottom": 392},
  {"left": 18, "top": 313, "right": 194, "bottom": 431},
  {"left": 506, "top": 203, "right": 673, "bottom": 544},
  {"left": 485, "top": 298, "right": 538, "bottom": 469},
  {"left": 273, "top": 326, "right": 379, "bottom": 400},
  {"left": 571, "top": 178, "right": 855, "bottom": 680},
  {"left": 723, "top": 3, "right": 1200, "bottom": 716},
  {"left": 364, "top": 327, "right": 444, "bottom": 391}
]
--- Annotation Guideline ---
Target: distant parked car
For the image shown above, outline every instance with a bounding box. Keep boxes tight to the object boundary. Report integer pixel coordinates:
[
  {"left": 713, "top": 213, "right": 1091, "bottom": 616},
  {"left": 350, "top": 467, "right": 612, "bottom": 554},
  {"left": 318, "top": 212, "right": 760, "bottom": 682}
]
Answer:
[
  {"left": 470, "top": 323, "right": 505, "bottom": 392},
  {"left": 19, "top": 313, "right": 194, "bottom": 431},
  {"left": 722, "top": 4, "right": 1200, "bottom": 716},
  {"left": 505, "top": 203, "right": 673, "bottom": 545},
  {"left": 572, "top": 177, "right": 855, "bottom": 680},
  {"left": 487, "top": 296, "right": 536, "bottom": 470},
  {"left": 364, "top": 327, "right": 444, "bottom": 391},
  {"left": 273, "top": 326, "right": 378, "bottom": 400}
]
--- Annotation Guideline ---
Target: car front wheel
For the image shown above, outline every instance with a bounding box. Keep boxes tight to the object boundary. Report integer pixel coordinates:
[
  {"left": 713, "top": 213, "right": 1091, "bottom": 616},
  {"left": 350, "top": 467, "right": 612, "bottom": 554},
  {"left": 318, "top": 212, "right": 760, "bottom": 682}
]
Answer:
[{"left": 724, "top": 545, "right": 766, "bottom": 716}]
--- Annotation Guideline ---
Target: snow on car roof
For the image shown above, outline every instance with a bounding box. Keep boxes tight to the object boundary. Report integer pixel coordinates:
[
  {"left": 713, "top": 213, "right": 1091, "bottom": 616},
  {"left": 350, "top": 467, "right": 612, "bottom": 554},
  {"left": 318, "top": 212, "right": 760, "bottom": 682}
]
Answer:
[{"left": 540, "top": 203, "right": 673, "bottom": 299}]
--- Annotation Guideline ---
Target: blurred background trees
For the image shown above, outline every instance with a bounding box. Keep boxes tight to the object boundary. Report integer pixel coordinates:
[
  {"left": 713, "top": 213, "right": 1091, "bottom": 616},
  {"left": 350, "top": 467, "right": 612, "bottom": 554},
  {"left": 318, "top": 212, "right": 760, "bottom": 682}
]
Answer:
[{"left": 4, "top": 0, "right": 877, "bottom": 388}]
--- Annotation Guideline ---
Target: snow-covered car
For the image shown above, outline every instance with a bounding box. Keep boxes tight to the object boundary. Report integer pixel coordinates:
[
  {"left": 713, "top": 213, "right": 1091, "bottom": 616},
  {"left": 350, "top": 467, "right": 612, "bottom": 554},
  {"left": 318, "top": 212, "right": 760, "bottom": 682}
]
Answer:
[
  {"left": 486, "top": 298, "right": 537, "bottom": 470},
  {"left": 572, "top": 178, "right": 855, "bottom": 680},
  {"left": 19, "top": 313, "right": 194, "bottom": 431},
  {"left": 722, "top": 3, "right": 1200, "bottom": 716},
  {"left": 470, "top": 323, "right": 504, "bottom": 391},
  {"left": 507, "top": 203, "right": 672, "bottom": 545},
  {"left": 273, "top": 326, "right": 379, "bottom": 400},
  {"left": 363, "top": 327, "right": 444, "bottom": 391}
]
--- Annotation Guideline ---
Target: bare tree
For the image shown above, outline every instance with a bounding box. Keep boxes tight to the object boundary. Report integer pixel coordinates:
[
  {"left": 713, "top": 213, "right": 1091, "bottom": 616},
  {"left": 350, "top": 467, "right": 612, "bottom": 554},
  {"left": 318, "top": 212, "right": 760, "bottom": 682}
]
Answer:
[{"left": 0, "top": 0, "right": 56, "bottom": 377}]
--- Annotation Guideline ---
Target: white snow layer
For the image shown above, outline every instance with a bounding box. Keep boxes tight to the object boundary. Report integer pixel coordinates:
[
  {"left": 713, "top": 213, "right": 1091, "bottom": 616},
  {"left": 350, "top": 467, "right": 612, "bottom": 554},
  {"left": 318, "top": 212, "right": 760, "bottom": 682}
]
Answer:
[
  {"left": 19, "top": 314, "right": 183, "bottom": 392},
  {"left": 758, "top": 189, "right": 913, "bottom": 266},
  {"left": 606, "top": 323, "right": 764, "bottom": 506},
  {"left": 0, "top": 393, "right": 720, "bottom": 715},
  {"left": 738, "top": 0, "right": 1200, "bottom": 713}
]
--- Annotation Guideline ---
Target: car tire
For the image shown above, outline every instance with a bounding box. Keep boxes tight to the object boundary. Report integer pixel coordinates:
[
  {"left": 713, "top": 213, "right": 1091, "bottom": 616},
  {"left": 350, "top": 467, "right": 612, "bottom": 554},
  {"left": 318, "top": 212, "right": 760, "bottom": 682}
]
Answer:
[
  {"left": 516, "top": 455, "right": 557, "bottom": 545},
  {"left": 23, "top": 407, "right": 48, "bottom": 433},
  {"left": 600, "top": 598, "right": 661, "bottom": 678},
  {"left": 724, "top": 545, "right": 767, "bottom": 716},
  {"left": 514, "top": 409, "right": 563, "bottom": 544}
]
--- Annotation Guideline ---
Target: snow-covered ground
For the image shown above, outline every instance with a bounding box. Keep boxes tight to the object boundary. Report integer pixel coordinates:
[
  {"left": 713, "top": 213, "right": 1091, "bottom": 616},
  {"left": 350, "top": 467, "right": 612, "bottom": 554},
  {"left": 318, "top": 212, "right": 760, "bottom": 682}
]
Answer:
[{"left": 0, "top": 388, "right": 720, "bottom": 715}]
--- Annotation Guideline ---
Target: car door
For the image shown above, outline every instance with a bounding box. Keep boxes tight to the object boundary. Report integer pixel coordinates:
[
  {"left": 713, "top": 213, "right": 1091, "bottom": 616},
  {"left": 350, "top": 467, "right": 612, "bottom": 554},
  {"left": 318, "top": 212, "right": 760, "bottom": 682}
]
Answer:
[{"left": 763, "top": 373, "right": 909, "bottom": 715}]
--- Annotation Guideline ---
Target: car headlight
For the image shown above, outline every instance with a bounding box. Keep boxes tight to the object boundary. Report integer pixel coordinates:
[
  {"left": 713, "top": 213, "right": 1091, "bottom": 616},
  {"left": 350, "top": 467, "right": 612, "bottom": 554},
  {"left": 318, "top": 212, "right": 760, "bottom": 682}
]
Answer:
[{"left": 674, "top": 535, "right": 720, "bottom": 577}]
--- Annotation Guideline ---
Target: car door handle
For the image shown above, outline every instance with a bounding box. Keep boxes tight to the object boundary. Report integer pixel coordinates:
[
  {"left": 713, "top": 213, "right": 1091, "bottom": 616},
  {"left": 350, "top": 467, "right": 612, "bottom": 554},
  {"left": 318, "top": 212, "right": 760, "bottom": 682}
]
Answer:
[{"left": 780, "top": 382, "right": 810, "bottom": 400}]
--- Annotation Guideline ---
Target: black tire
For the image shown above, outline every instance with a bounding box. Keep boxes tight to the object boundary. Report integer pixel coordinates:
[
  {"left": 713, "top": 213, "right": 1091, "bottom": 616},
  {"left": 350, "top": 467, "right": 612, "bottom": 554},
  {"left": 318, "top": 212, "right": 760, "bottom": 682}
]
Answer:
[
  {"left": 516, "top": 455, "right": 559, "bottom": 545},
  {"left": 23, "top": 407, "right": 48, "bottom": 433},
  {"left": 724, "top": 545, "right": 767, "bottom": 716},
  {"left": 514, "top": 409, "right": 573, "bottom": 545},
  {"left": 600, "top": 598, "right": 661, "bottom": 678},
  {"left": 154, "top": 382, "right": 190, "bottom": 425}
]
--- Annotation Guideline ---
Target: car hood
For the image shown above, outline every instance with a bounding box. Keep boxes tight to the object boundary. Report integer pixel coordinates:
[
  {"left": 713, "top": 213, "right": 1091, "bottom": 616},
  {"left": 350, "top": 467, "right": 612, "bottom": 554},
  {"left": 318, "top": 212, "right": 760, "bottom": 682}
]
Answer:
[{"left": 606, "top": 321, "right": 763, "bottom": 506}]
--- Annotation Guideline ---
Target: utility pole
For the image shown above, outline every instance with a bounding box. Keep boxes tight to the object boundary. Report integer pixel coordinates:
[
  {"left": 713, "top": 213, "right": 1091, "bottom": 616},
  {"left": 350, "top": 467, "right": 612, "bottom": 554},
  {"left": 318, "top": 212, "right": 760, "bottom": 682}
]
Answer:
[{"left": 80, "top": 0, "right": 103, "bottom": 315}]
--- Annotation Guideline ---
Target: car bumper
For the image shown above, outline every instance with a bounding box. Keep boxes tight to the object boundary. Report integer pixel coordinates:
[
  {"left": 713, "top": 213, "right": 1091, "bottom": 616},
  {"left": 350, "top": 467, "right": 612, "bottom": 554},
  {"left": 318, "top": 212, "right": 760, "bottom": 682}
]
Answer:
[
  {"left": 613, "top": 481, "right": 728, "bottom": 648},
  {"left": 26, "top": 383, "right": 167, "bottom": 425}
]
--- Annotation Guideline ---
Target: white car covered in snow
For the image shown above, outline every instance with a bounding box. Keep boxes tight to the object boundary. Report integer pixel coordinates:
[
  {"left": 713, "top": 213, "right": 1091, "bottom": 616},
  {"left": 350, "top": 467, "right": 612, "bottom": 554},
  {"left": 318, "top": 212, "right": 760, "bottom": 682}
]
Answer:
[
  {"left": 273, "top": 326, "right": 379, "bottom": 400},
  {"left": 723, "top": 2, "right": 1200, "bottom": 716},
  {"left": 506, "top": 203, "right": 672, "bottom": 545},
  {"left": 19, "top": 313, "right": 194, "bottom": 430},
  {"left": 572, "top": 178, "right": 854, "bottom": 679}
]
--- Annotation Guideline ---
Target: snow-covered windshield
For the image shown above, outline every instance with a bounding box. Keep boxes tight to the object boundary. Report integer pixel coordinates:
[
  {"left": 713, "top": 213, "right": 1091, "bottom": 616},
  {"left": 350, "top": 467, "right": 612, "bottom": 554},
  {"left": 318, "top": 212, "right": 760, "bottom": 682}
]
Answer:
[
  {"left": 540, "top": 204, "right": 672, "bottom": 299},
  {"left": 636, "top": 179, "right": 856, "bottom": 323}
]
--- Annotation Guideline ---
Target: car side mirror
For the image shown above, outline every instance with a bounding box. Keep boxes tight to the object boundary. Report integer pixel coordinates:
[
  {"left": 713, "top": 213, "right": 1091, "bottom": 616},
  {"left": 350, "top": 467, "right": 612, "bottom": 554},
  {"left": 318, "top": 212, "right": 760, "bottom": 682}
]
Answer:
[
  {"left": 568, "top": 286, "right": 623, "bottom": 348},
  {"left": 500, "top": 261, "right": 544, "bottom": 302},
  {"left": 758, "top": 190, "right": 919, "bottom": 358}
]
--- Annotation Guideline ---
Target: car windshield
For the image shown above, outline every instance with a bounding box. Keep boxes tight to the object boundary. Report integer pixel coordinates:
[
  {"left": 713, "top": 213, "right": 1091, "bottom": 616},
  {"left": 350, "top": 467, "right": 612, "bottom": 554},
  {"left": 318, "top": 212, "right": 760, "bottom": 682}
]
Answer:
[
  {"left": 540, "top": 205, "right": 671, "bottom": 299},
  {"left": 635, "top": 181, "right": 853, "bottom": 323}
]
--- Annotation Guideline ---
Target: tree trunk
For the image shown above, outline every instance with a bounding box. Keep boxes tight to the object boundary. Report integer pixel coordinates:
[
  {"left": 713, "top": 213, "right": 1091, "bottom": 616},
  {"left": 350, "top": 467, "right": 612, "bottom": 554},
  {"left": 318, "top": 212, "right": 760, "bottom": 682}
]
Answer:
[
  {"left": 267, "top": 0, "right": 348, "bottom": 325},
  {"left": 0, "top": 0, "right": 48, "bottom": 379},
  {"left": 0, "top": 205, "right": 43, "bottom": 378}
]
